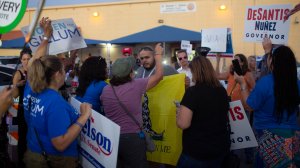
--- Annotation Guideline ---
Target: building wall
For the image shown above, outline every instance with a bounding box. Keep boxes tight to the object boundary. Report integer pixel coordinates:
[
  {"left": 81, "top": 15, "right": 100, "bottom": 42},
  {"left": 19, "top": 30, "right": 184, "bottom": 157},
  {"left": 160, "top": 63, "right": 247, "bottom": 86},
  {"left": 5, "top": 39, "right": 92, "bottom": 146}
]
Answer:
[{"left": 1, "top": 0, "right": 299, "bottom": 64}]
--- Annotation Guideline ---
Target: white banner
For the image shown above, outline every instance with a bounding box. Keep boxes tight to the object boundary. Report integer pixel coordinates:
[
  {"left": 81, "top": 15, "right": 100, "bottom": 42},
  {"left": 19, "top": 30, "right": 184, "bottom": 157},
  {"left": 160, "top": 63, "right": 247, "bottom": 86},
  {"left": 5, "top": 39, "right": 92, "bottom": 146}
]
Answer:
[
  {"left": 244, "top": 4, "right": 292, "bottom": 44},
  {"left": 70, "top": 98, "right": 120, "bottom": 168},
  {"left": 229, "top": 100, "right": 258, "bottom": 150},
  {"left": 21, "top": 18, "right": 87, "bottom": 55},
  {"left": 160, "top": 2, "right": 196, "bottom": 13},
  {"left": 201, "top": 28, "right": 227, "bottom": 52}
]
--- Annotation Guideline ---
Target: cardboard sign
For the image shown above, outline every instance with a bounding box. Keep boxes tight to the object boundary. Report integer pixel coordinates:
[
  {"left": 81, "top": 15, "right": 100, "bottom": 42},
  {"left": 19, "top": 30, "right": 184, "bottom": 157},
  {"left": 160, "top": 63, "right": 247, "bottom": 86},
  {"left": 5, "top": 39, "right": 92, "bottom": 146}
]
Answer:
[
  {"left": 229, "top": 100, "right": 258, "bottom": 150},
  {"left": 70, "top": 98, "right": 120, "bottom": 168},
  {"left": 21, "top": 18, "right": 87, "bottom": 55},
  {"left": 0, "top": 0, "right": 27, "bottom": 34},
  {"left": 180, "top": 40, "right": 192, "bottom": 55},
  {"left": 207, "top": 28, "right": 233, "bottom": 57},
  {"left": 244, "top": 4, "right": 292, "bottom": 44},
  {"left": 201, "top": 28, "right": 227, "bottom": 52}
]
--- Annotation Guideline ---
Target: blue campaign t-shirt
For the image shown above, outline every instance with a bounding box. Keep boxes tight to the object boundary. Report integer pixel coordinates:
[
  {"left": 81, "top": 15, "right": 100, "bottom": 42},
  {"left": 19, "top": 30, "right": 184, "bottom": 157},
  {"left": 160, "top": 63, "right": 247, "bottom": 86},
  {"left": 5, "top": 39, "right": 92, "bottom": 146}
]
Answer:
[
  {"left": 75, "top": 80, "right": 107, "bottom": 115},
  {"left": 247, "top": 74, "right": 300, "bottom": 130},
  {"left": 23, "top": 83, "right": 80, "bottom": 156}
]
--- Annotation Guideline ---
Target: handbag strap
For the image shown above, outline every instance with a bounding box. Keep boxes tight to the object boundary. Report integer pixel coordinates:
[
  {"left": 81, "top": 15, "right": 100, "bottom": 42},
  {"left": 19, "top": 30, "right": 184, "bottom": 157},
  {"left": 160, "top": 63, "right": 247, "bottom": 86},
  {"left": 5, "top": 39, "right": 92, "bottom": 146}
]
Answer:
[
  {"left": 34, "top": 128, "right": 52, "bottom": 165},
  {"left": 111, "top": 86, "right": 142, "bottom": 130},
  {"left": 28, "top": 93, "right": 52, "bottom": 168}
]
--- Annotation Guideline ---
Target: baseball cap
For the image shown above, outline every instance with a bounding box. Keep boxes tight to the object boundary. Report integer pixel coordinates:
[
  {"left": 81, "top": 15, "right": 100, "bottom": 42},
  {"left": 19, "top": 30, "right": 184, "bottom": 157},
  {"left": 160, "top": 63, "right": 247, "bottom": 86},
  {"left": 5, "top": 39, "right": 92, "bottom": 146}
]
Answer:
[
  {"left": 122, "top": 47, "right": 132, "bottom": 55},
  {"left": 112, "top": 56, "right": 135, "bottom": 77}
]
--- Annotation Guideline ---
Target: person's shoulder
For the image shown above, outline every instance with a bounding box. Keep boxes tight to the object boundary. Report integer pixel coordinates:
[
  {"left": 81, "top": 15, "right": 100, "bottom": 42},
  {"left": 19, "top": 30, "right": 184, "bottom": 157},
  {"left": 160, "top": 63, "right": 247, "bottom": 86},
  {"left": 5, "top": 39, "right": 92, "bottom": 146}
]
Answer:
[
  {"left": 94, "top": 80, "right": 108, "bottom": 87},
  {"left": 135, "top": 66, "right": 145, "bottom": 78},
  {"left": 259, "top": 74, "right": 272, "bottom": 82},
  {"left": 163, "top": 65, "right": 178, "bottom": 75}
]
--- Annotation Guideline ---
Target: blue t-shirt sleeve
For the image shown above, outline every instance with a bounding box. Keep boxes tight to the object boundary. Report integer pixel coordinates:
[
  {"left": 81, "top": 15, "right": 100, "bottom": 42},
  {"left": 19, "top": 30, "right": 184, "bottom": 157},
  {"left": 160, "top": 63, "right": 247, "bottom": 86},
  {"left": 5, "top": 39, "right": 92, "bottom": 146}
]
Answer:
[
  {"left": 246, "top": 77, "right": 268, "bottom": 111},
  {"left": 47, "top": 98, "right": 74, "bottom": 139}
]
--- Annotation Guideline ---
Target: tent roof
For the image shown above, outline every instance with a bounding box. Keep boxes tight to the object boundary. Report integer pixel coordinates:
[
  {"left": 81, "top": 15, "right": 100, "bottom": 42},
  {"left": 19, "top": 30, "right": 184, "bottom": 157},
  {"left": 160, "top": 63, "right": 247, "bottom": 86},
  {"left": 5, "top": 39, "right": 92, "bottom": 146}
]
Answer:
[
  {"left": 110, "top": 25, "right": 201, "bottom": 44},
  {"left": 1, "top": 38, "right": 107, "bottom": 49}
]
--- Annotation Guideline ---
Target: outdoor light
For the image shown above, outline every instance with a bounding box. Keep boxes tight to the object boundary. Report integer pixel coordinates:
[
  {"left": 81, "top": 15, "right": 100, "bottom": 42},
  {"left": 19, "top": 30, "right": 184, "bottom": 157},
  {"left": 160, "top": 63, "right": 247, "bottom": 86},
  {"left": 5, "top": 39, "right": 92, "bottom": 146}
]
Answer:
[
  {"left": 219, "top": 5, "right": 227, "bottom": 10},
  {"left": 163, "top": 60, "right": 167, "bottom": 65},
  {"left": 106, "top": 43, "right": 112, "bottom": 48},
  {"left": 93, "top": 12, "right": 99, "bottom": 17}
]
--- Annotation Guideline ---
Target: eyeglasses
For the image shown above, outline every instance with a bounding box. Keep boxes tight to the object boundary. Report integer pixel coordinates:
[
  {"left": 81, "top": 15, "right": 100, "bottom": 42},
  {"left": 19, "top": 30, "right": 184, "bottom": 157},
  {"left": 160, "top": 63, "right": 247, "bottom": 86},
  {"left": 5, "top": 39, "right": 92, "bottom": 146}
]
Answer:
[{"left": 178, "top": 56, "right": 188, "bottom": 61}]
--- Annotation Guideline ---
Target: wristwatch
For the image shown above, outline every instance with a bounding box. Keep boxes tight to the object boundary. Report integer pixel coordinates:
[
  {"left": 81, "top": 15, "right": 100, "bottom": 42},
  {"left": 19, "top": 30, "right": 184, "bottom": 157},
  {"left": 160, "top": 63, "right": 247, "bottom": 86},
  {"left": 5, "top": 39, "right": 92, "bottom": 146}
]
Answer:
[{"left": 42, "top": 36, "right": 49, "bottom": 41}]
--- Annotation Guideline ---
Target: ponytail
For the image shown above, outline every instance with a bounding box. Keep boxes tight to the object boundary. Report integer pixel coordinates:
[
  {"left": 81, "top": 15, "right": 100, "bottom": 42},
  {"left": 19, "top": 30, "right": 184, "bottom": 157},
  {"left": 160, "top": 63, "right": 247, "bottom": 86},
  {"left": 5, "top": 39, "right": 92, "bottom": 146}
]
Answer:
[{"left": 28, "top": 56, "right": 63, "bottom": 93}]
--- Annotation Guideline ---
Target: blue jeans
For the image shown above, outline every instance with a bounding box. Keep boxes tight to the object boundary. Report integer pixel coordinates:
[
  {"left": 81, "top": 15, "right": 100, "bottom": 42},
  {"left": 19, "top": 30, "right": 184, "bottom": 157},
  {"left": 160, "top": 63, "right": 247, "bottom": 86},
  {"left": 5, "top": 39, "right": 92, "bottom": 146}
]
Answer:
[{"left": 177, "top": 153, "right": 225, "bottom": 168}]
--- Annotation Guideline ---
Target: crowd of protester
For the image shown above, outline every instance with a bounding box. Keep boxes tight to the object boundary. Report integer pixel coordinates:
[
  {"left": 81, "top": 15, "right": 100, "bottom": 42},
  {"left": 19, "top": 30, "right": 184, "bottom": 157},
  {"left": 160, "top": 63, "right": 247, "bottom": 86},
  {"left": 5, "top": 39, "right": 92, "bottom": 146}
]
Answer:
[{"left": 0, "top": 16, "right": 299, "bottom": 168}]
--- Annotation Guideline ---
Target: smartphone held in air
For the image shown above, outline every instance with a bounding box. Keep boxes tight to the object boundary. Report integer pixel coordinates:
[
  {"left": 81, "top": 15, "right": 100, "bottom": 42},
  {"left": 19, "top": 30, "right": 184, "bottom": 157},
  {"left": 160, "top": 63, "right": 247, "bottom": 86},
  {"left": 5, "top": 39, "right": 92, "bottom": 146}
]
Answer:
[{"left": 232, "top": 59, "right": 243, "bottom": 76}]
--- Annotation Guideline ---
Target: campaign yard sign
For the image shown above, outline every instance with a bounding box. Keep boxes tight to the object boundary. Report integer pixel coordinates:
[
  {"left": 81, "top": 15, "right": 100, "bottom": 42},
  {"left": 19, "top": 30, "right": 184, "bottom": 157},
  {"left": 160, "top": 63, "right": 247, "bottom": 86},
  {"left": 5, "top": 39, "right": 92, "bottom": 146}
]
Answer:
[
  {"left": 201, "top": 28, "right": 227, "bottom": 52},
  {"left": 21, "top": 18, "right": 87, "bottom": 55},
  {"left": 229, "top": 100, "right": 258, "bottom": 150},
  {"left": 70, "top": 98, "right": 120, "bottom": 168},
  {"left": 244, "top": 4, "right": 292, "bottom": 44}
]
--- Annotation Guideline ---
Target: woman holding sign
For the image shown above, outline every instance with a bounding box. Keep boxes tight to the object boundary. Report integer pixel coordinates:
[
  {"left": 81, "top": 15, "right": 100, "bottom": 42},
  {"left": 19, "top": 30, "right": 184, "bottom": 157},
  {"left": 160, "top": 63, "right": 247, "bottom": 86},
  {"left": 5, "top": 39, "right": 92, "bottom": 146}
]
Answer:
[
  {"left": 176, "top": 56, "right": 230, "bottom": 167},
  {"left": 23, "top": 17, "right": 92, "bottom": 168},
  {"left": 235, "top": 44, "right": 300, "bottom": 168}
]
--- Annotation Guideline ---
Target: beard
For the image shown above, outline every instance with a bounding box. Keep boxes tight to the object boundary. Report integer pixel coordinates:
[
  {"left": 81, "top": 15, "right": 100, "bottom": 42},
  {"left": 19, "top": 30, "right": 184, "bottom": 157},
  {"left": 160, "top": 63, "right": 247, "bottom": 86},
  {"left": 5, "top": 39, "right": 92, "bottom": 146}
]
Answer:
[{"left": 144, "top": 60, "right": 156, "bottom": 71}]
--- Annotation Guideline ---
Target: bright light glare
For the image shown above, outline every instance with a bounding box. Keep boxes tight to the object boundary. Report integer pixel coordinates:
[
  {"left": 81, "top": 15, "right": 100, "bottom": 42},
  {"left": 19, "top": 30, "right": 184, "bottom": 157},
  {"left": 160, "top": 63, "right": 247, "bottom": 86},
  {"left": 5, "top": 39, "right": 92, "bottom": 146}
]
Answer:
[{"left": 219, "top": 5, "right": 226, "bottom": 10}]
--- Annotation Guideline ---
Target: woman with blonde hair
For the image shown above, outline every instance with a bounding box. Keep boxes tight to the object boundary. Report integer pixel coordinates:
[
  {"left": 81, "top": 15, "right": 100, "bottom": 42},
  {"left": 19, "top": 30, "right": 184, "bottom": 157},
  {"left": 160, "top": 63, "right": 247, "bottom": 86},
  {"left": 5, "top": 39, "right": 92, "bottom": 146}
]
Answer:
[
  {"left": 22, "top": 17, "right": 91, "bottom": 168},
  {"left": 176, "top": 56, "right": 230, "bottom": 167}
]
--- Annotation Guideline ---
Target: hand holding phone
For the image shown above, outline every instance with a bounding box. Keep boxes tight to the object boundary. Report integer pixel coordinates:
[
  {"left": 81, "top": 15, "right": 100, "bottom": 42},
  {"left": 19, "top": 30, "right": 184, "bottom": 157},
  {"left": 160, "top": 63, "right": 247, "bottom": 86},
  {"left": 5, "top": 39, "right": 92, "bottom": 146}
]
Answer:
[{"left": 232, "top": 59, "right": 243, "bottom": 76}]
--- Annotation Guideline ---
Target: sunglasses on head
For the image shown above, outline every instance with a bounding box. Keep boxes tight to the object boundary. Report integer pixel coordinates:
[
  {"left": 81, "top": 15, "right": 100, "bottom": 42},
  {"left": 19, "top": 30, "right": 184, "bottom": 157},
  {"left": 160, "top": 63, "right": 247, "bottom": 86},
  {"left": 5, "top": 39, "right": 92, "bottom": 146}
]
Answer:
[{"left": 178, "top": 56, "right": 188, "bottom": 61}]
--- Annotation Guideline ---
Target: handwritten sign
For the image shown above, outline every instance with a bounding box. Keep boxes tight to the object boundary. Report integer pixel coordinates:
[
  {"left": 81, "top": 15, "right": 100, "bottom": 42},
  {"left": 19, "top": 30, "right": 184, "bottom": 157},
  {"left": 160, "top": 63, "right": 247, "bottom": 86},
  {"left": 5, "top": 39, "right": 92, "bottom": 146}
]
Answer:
[
  {"left": 180, "top": 40, "right": 192, "bottom": 55},
  {"left": 70, "top": 98, "right": 120, "bottom": 168},
  {"left": 21, "top": 18, "right": 87, "bottom": 55},
  {"left": 0, "top": 0, "right": 27, "bottom": 34},
  {"left": 201, "top": 28, "right": 227, "bottom": 52},
  {"left": 229, "top": 100, "right": 258, "bottom": 150},
  {"left": 207, "top": 28, "right": 233, "bottom": 58},
  {"left": 244, "top": 4, "right": 292, "bottom": 44}
]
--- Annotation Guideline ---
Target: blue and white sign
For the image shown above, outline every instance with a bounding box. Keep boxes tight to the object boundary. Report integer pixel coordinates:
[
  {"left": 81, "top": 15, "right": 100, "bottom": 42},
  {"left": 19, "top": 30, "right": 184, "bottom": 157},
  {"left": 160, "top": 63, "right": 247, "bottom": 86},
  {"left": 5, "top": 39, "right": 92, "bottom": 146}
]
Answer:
[
  {"left": 70, "top": 98, "right": 120, "bottom": 168},
  {"left": 21, "top": 18, "right": 87, "bottom": 55}
]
